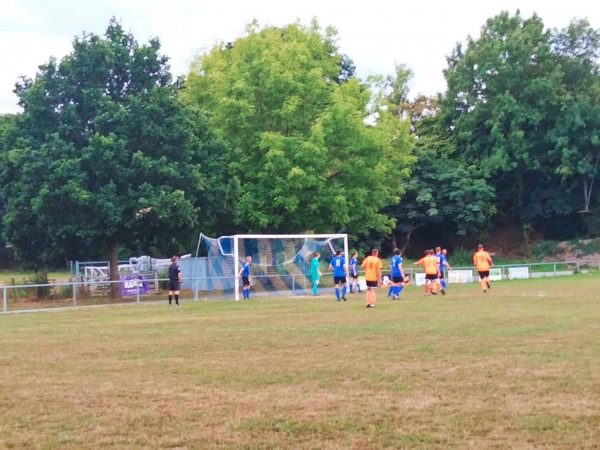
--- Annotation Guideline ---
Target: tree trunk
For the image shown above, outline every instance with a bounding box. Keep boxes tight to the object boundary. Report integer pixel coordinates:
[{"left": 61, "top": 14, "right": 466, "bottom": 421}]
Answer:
[
  {"left": 581, "top": 151, "right": 599, "bottom": 213},
  {"left": 401, "top": 223, "right": 419, "bottom": 254},
  {"left": 391, "top": 231, "right": 398, "bottom": 251},
  {"left": 580, "top": 211, "right": 599, "bottom": 238},
  {"left": 516, "top": 166, "right": 524, "bottom": 222},
  {"left": 108, "top": 240, "right": 122, "bottom": 300},
  {"left": 582, "top": 178, "right": 591, "bottom": 213}
]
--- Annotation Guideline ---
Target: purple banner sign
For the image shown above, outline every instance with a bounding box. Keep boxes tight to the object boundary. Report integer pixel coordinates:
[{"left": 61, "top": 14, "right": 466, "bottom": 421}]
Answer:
[{"left": 120, "top": 275, "right": 149, "bottom": 297}]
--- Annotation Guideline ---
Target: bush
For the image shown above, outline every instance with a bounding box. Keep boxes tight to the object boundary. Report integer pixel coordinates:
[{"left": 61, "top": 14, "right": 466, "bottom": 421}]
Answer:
[
  {"left": 447, "top": 247, "right": 474, "bottom": 267},
  {"left": 26, "top": 271, "right": 50, "bottom": 299},
  {"left": 532, "top": 240, "right": 558, "bottom": 259},
  {"left": 576, "top": 239, "right": 600, "bottom": 256},
  {"left": 158, "top": 269, "right": 169, "bottom": 290}
]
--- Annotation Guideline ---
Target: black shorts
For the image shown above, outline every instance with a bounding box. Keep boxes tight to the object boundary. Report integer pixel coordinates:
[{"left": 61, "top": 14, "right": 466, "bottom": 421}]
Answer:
[
  {"left": 333, "top": 276, "right": 346, "bottom": 284},
  {"left": 366, "top": 280, "right": 378, "bottom": 288},
  {"left": 168, "top": 280, "right": 180, "bottom": 291},
  {"left": 391, "top": 276, "right": 404, "bottom": 283},
  {"left": 241, "top": 276, "right": 250, "bottom": 286},
  {"left": 350, "top": 274, "right": 359, "bottom": 280},
  {"left": 478, "top": 271, "right": 489, "bottom": 279},
  {"left": 425, "top": 274, "right": 438, "bottom": 281}
]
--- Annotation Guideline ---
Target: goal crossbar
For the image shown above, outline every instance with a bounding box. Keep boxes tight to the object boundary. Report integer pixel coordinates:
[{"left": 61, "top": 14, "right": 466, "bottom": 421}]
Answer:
[{"left": 233, "top": 234, "right": 348, "bottom": 240}]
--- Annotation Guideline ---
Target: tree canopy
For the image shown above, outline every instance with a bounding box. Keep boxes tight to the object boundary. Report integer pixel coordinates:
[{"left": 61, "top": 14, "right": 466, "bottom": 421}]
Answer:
[
  {"left": 389, "top": 113, "right": 496, "bottom": 251},
  {"left": 440, "top": 11, "right": 600, "bottom": 236},
  {"left": 182, "top": 20, "right": 414, "bottom": 236},
  {"left": 0, "top": 19, "right": 230, "bottom": 294}
]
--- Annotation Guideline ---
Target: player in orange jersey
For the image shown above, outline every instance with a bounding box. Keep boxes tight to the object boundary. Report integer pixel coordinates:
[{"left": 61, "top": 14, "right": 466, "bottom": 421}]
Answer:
[
  {"left": 361, "top": 248, "right": 382, "bottom": 308},
  {"left": 473, "top": 244, "right": 494, "bottom": 293},
  {"left": 414, "top": 249, "right": 441, "bottom": 295}
]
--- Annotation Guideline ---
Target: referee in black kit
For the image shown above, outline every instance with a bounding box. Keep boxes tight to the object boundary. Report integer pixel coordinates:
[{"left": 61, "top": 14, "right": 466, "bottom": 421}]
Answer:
[{"left": 168, "top": 255, "right": 183, "bottom": 306}]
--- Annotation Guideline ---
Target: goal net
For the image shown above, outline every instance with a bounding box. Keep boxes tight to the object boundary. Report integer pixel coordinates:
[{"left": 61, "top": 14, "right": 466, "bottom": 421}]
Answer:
[{"left": 197, "top": 234, "right": 348, "bottom": 300}]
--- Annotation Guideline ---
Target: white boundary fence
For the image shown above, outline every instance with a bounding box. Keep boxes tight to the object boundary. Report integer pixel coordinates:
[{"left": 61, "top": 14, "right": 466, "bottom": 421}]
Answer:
[
  {"left": 407, "top": 260, "right": 600, "bottom": 286},
  {"left": 2, "top": 259, "right": 599, "bottom": 314}
]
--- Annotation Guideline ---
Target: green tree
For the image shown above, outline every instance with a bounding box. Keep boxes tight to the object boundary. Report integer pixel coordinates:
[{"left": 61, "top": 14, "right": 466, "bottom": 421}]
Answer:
[
  {"left": 0, "top": 114, "right": 18, "bottom": 152},
  {"left": 547, "top": 19, "right": 600, "bottom": 234},
  {"left": 368, "top": 63, "right": 414, "bottom": 118},
  {"left": 182, "top": 20, "right": 413, "bottom": 236},
  {"left": 389, "top": 114, "right": 496, "bottom": 252},
  {"left": 0, "top": 114, "right": 19, "bottom": 264},
  {"left": 441, "top": 11, "right": 566, "bottom": 225},
  {"left": 0, "top": 20, "right": 230, "bottom": 297}
]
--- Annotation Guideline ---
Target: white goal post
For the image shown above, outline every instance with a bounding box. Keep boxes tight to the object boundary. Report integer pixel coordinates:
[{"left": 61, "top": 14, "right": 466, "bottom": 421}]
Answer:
[{"left": 232, "top": 234, "right": 349, "bottom": 301}]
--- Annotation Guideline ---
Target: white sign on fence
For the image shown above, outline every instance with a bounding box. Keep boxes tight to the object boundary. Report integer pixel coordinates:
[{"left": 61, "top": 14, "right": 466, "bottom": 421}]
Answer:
[
  {"left": 489, "top": 268, "right": 503, "bottom": 281},
  {"left": 358, "top": 276, "right": 367, "bottom": 291},
  {"left": 448, "top": 270, "right": 474, "bottom": 284},
  {"left": 415, "top": 273, "right": 426, "bottom": 286},
  {"left": 509, "top": 267, "right": 530, "bottom": 279}
]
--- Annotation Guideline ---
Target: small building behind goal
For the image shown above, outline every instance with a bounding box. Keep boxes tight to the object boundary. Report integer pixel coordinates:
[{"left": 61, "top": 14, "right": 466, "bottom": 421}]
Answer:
[{"left": 196, "top": 233, "right": 349, "bottom": 300}]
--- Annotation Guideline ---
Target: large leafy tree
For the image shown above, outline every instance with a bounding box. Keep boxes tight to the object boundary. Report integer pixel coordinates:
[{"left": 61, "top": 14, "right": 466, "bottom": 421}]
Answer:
[
  {"left": 0, "top": 114, "right": 18, "bottom": 152},
  {"left": 441, "top": 11, "right": 567, "bottom": 225},
  {"left": 547, "top": 19, "right": 600, "bottom": 234},
  {"left": 389, "top": 113, "right": 496, "bottom": 252},
  {"left": 0, "top": 20, "right": 230, "bottom": 296},
  {"left": 0, "top": 114, "right": 18, "bottom": 263},
  {"left": 182, "top": 20, "right": 413, "bottom": 235},
  {"left": 368, "top": 67, "right": 493, "bottom": 252}
]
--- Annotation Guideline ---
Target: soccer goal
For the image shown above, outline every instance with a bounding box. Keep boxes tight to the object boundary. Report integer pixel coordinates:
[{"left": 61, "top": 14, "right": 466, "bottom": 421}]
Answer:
[{"left": 197, "top": 233, "right": 349, "bottom": 300}]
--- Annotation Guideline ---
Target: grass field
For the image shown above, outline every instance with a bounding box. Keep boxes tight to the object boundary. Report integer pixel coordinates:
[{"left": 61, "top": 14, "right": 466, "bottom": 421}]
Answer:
[
  {"left": 0, "top": 270, "right": 71, "bottom": 285},
  {"left": 1, "top": 275, "right": 599, "bottom": 449}
]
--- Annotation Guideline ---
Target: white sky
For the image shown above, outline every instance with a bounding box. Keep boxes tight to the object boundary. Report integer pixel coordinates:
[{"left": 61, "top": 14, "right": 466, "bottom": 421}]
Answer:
[{"left": 1, "top": 0, "right": 598, "bottom": 114}]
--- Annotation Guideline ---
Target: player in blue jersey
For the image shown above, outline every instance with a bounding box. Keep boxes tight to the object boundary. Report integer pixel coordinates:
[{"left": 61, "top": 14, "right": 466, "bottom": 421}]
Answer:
[
  {"left": 434, "top": 246, "right": 452, "bottom": 295},
  {"left": 329, "top": 250, "right": 348, "bottom": 301},
  {"left": 237, "top": 256, "right": 253, "bottom": 300},
  {"left": 389, "top": 248, "right": 406, "bottom": 300},
  {"left": 386, "top": 254, "right": 396, "bottom": 298},
  {"left": 348, "top": 252, "right": 360, "bottom": 293}
]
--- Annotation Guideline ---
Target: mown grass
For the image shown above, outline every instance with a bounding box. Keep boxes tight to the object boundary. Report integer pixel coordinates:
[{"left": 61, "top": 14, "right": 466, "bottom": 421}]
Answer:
[
  {"left": 0, "top": 270, "right": 71, "bottom": 285},
  {"left": 0, "top": 274, "right": 599, "bottom": 449}
]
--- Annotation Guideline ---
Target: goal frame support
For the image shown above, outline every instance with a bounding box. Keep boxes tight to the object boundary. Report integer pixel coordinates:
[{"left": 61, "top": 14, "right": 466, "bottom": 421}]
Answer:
[{"left": 233, "top": 234, "right": 349, "bottom": 301}]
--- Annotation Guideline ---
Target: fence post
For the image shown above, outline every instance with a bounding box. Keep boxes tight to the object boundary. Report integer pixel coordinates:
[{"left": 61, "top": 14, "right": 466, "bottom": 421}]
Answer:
[
  {"left": 136, "top": 282, "right": 140, "bottom": 303},
  {"left": 2, "top": 287, "right": 6, "bottom": 313},
  {"left": 72, "top": 281, "right": 77, "bottom": 307},
  {"left": 553, "top": 262, "right": 557, "bottom": 276}
]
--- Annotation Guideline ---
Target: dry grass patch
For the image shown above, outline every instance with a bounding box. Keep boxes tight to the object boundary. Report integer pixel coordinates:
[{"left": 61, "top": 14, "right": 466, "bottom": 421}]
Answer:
[{"left": 1, "top": 274, "right": 599, "bottom": 448}]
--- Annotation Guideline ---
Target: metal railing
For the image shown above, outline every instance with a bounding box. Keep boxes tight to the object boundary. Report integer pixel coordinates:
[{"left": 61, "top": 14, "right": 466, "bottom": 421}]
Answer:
[
  {"left": 1, "top": 274, "right": 324, "bottom": 314},
  {"left": 399, "top": 260, "right": 600, "bottom": 285}
]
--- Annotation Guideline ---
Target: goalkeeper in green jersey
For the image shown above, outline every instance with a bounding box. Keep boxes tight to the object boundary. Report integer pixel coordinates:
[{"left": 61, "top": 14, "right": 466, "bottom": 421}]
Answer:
[{"left": 309, "top": 251, "right": 321, "bottom": 295}]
